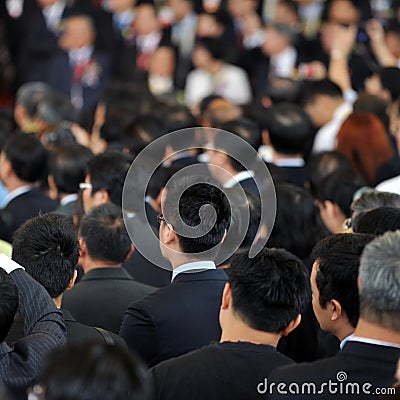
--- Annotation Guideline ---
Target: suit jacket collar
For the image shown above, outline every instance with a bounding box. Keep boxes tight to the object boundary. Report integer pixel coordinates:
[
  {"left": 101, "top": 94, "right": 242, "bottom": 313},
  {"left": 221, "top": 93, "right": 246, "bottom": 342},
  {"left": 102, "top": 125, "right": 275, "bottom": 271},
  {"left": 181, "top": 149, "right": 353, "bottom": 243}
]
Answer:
[
  {"left": 341, "top": 340, "right": 400, "bottom": 364},
  {"left": 81, "top": 267, "right": 134, "bottom": 282},
  {"left": 172, "top": 268, "right": 227, "bottom": 284},
  {"left": 61, "top": 308, "right": 76, "bottom": 322}
]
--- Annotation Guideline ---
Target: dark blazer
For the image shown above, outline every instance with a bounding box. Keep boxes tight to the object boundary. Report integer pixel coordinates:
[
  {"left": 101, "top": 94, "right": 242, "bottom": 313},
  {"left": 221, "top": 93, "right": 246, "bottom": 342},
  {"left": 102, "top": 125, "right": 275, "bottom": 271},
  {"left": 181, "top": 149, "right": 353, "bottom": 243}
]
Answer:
[
  {"left": 46, "top": 49, "right": 111, "bottom": 111},
  {"left": 7, "top": 308, "right": 126, "bottom": 349},
  {"left": 120, "top": 268, "right": 228, "bottom": 367},
  {"left": 1, "top": 268, "right": 66, "bottom": 399},
  {"left": 62, "top": 267, "right": 155, "bottom": 334},
  {"left": 54, "top": 199, "right": 76, "bottom": 217},
  {"left": 0, "top": 188, "right": 58, "bottom": 243},
  {"left": 151, "top": 342, "right": 294, "bottom": 400},
  {"left": 266, "top": 163, "right": 308, "bottom": 189},
  {"left": 269, "top": 341, "right": 400, "bottom": 399}
]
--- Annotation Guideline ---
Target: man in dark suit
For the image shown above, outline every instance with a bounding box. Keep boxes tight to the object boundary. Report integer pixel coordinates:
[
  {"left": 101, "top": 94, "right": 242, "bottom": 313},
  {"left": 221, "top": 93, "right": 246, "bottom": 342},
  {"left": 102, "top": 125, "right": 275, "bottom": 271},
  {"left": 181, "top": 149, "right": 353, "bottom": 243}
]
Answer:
[
  {"left": 0, "top": 254, "right": 66, "bottom": 399},
  {"left": 264, "top": 103, "right": 313, "bottom": 189},
  {"left": 0, "top": 133, "right": 58, "bottom": 243},
  {"left": 62, "top": 203, "right": 155, "bottom": 334},
  {"left": 150, "top": 248, "right": 311, "bottom": 400},
  {"left": 6, "top": 213, "right": 125, "bottom": 348},
  {"left": 269, "top": 230, "right": 400, "bottom": 399},
  {"left": 46, "top": 14, "right": 110, "bottom": 113},
  {"left": 120, "top": 177, "right": 230, "bottom": 367}
]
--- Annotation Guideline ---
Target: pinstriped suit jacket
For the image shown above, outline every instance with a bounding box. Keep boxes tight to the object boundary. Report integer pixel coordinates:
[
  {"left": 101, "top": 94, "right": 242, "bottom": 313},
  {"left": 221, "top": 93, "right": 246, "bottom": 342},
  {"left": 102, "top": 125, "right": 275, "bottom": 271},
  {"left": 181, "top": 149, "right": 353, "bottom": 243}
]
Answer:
[{"left": 0, "top": 269, "right": 66, "bottom": 398}]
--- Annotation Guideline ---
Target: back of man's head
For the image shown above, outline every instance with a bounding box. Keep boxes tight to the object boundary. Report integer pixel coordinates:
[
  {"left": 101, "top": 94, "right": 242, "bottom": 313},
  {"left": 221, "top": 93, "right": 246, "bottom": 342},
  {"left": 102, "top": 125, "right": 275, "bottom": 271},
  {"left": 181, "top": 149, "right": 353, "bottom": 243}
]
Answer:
[
  {"left": 163, "top": 177, "right": 230, "bottom": 256},
  {"left": 227, "top": 248, "right": 311, "bottom": 333},
  {"left": 354, "top": 207, "right": 400, "bottom": 236},
  {"left": 80, "top": 204, "right": 132, "bottom": 264},
  {"left": 0, "top": 269, "right": 18, "bottom": 342},
  {"left": 86, "top": 151, "right": 131, "bottom": 207},
  {"left": 15, "top": 82, "right": 53, "bottom": 119},
  {"left": 359, "top": 230, "right": 400, "bottom": 331},
  {"left": 12, "top": 214, "right": 79, "bottom": 299},
  {"left": 266, "top": 102, "right": 313, "bottom": 156},
  {"left": 299, "top": 79, "right": 343, "bottom": 108},
  {"left": 312, "top": 233, "right": 376, "bottom": 329},
  {"left": 49, "top": 144, "right": 93, "bottom": 195},
  {"left": 3, "top": 133, "right": 48, "bottom": 183}
]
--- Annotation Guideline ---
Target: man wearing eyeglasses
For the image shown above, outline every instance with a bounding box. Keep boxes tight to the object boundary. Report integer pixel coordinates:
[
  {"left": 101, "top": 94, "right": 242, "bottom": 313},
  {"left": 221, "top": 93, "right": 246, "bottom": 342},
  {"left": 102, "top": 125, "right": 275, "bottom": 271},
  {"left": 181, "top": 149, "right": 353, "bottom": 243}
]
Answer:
[{"left": 120, "top": 176, "right": 229, "bottom": 367}]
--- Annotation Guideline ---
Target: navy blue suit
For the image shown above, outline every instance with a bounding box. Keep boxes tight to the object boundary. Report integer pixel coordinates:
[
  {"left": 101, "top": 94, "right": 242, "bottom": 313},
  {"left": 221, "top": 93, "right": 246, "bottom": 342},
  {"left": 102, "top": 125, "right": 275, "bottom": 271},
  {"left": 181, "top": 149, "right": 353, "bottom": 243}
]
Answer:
[{"left": 120, "top": 268, "right": 228, "bottom": 367}]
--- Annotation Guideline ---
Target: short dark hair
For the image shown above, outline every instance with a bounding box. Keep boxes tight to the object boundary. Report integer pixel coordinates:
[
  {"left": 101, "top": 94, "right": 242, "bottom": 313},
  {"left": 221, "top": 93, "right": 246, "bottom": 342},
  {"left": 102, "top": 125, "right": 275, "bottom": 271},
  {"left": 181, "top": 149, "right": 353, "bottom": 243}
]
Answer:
[
  {"left": 316, "top": 170, "right": 364, "bottom": 217},
  {"left": 163, "top": 177, "right": 230, "bottom": 255},
  {"left": 86, "top": 151, "right": 131, "bottom": 207},
  {"left": 80, "top": 204, "right": 132, "bottom": 263},
  {"left": 12, "top": 214, "right": 79, "bottom": 298},
  {"left": 49, "top": 144, "right": 93, "bottom": 195},
  {"left": 354, "top": 207, "right": 400, "bottom": 236},
  {"left": 39, "top": 341, "right": 151, "bottom": 400},
  {"left": 269, "top": 183, "right": 328, "bottom": 259},
  {"left": 312, "top": 233, "right": 375, "bottom": 328},
  {"left": 266, "top": 103, "right": 313, "bottom": 155},
  {"left": 3, "top": 133, "right": 48, "bottom": 183},
  {"left": 0, "top": 269, "right": 18, "bottom": 342},
  {"left": 228, "top": 248, "right": 311, "bottom": 333},
  {"left": 195, "top": 37, "right": 224, "bottom": 60},
  {"left": 299, "top": 79, "right": 343, "bottom": 107},
  {"left": 307, "top": 151, "right": 352, "bottom": 198}
]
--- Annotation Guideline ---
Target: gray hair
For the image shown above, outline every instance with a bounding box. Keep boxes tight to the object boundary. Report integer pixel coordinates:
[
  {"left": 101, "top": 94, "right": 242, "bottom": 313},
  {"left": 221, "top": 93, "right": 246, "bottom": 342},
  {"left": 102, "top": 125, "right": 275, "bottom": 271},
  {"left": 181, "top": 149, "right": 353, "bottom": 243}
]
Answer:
[
  {"left": 359, "top": 230, "right": 400, "bottom": 331},
  {"left": 16, "top": 82, "right": 53, "bottom": 118}
]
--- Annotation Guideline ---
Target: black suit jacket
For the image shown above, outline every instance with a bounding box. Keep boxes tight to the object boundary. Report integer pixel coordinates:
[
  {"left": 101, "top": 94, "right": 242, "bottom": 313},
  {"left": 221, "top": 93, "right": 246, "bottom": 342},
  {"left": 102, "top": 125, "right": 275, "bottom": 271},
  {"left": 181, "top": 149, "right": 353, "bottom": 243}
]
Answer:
[
  {"left": 151, "top": 342, "right": 294, "bottom": 400},
  {"left": 0, "top": 188, "right": 58, "bottom": 243},
  {"left": 120, "top": 268, "right": 228, "bottom": 367},
  {"left": 62, "top": 267, "right": 155, "bottom": 334},
  {"left": 266, "top": 163, "right": 308, "bottom": 189},
  {"left": 46, "top": 49, "right": 111, "bottom": 111},
  {"left": 0, "top": 268, "right": 66, "bottom": 399},
  {"left": 269, "top": 341, "right": 400, "bottom": 399}
]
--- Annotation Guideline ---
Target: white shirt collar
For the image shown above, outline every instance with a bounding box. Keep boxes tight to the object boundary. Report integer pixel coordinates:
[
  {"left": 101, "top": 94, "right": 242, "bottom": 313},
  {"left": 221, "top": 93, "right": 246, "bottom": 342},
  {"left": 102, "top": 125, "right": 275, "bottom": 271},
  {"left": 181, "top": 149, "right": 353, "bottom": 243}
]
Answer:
[
  {"left": 113, "top": 9, "right": 135, "bottom": 27},
  {"left": 60, "top": 193, "right": 78, "bottom": 206},
  {"left": 274, "top": 158, "right": 305, "bottom": 167},
  {"left": 270, "top": 46, "right": 297, "bottom": 78},
  {"left": 68, "top": 45, "right": 94, "bottom": 65},
  {"left": 2, "top": 185, "right": 34, "bottom": 208},
  {"left": 42, "top": 0, "right": 66, "bottom": 29},
  {"left": 172, "top": 260, "right": 216, "bottom": 282},
  {"left": 224, "top": 170, "right": 255, "bottom": 189},
  {"left": 340, "top": 333, "right": 354, "bottom": 350},
  {"left": 348, "top": 336, "right": 400, "bottom": 349}
]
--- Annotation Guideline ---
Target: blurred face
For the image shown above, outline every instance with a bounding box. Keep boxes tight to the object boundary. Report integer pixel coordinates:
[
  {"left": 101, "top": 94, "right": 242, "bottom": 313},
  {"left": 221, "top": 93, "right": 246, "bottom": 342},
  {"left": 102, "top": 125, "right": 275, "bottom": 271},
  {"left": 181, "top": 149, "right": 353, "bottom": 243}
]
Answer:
[
  {"left": 304, "top": 98, "right": 330, "bottom": 128},
  {"left": 227, "top": 0, "right": 257, "bottom": 19},
  {"left": 167, "top": 0, "right": 192, "bottom": 21},
  {"left": 192, "top": 45, "right": 214, "bottom": 69},
  {"left": 59, "top": 17, "right": 95, "bottom": 50},
  {"left": 311, "top": 261, "right": 332, "bottom": 332},
  {"left": 37, "top": 0, "right": 58, "bottom": 8},
  {"left": 149, "top": 47, "right": 176, "bottom": 76},
  {"left": 274, "top": 3, "right": 299, "bottom": 26},
  {"left": 262, "top": 26, "right": 290, "bottom": 56},
  {"left": 197, "top": 14, "right": 223, "bottom": 38},
  {"left": 386, "top": 32, "right": 400, "bottom": 59},
  {"left": 82, "top": 175, "right": 106, "bottom": 213},
  {"left": 134, "top": 5, "right": 159, "bottom": 36},
  {"left": 321, "top": 0, "right": 360, "bottom": 53},
  {"left": 364, "top": 74, "right": 387, "bottom": 100}
]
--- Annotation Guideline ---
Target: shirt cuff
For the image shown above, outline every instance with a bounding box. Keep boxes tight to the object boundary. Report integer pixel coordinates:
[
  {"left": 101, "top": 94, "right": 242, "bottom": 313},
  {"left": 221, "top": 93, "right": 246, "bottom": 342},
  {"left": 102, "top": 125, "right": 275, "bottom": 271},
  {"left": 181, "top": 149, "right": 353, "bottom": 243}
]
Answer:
[{"left": 0, "top": 253, "right": 25, "bottom": 274}]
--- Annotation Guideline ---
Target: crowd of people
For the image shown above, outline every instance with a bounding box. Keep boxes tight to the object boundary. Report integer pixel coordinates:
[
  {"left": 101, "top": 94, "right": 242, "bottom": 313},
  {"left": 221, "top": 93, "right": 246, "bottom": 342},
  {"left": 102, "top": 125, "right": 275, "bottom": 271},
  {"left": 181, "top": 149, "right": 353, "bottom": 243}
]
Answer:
[{"left": 0, "top": 0, "right": 400, "bottom": 399}]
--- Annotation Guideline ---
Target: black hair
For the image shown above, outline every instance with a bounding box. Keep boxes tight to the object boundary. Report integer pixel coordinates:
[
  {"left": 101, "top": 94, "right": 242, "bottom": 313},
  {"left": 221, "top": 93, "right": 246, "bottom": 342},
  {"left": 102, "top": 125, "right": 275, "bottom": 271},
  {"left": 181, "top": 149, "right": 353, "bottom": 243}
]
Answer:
[
  {"left": 49, "top": 144, "right": 93, "bottom": 195},
  {"left": 312, "top": 233, "right": 375, "bottom": 328},
  {"left": 163, "top": 177, "right": 230, "bottom": 256},
  {"left": 261, "top": 77, "right": 302, "bottom": 105},
  {"left": 354, "top": 207, "right": 400, "bottom": 236},
  {"left": 0, "top": 269, "right": 18, "bottom": 342},
  {"left": 306, "top": 151, "right": 352, "bottom": 198},
  {"left": 316, "top": 169, "right": 364, "bottom": 217},
  {"left": 3, "top": 133, "right": 49, "bottom": 183},
  {"left": 228, "top": 248, "right": 311, "bottom": 333},
  {"left": 266, "top": 102, "right": 313, "bottom": 155},
  {"left": 80, "top": 204, "right": 132, "bottom": 264},
  {"left": 86, "top": 151, "right": 131, "bottom": 207},
  {"left": 36, "top": 92, "right": 74, "bottom": 124},
  {"left": 268, "top": 183, "right": 328, "bottom": 259},
  {"left": 39, "top": 341, "right": 151, "bottom": 400},
  {"left": 378, "top": 67, "right": 400, "bottom": 103},
  {"left": 12, "top": 214, "right": 79, "bottom": 298},
  {"left": 218, "top": 118, "right": 261, "bottom": 151},
  {"left": 299, "top": 79, "right": 343, "bottom": 107},
  {"left": 195, "top": 37, "right": 225, "bottom": 60}
]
